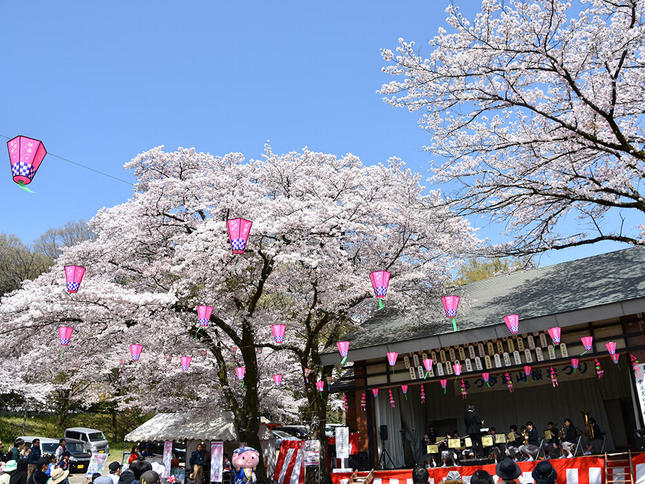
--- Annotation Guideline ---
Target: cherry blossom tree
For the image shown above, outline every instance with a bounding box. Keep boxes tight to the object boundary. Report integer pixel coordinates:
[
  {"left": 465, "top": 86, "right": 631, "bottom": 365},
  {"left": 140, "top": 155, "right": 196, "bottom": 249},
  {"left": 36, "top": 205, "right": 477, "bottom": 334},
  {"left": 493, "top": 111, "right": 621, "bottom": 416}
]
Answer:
[
  {"left": 0, "top": 146, "right": 477, "bottom": 483},
  {"left": 381, "top": 0, "right": 645, "bottom": 254}
]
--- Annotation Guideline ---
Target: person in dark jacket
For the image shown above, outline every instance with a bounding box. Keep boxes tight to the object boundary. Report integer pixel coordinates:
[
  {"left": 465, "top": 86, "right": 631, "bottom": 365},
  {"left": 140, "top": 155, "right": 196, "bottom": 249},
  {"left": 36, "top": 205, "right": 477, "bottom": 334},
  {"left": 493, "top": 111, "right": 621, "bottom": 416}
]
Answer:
[
  {"left": 465, "top": 405, "right": 484, "bottom": 457},
  {"left": 7, "top": 440, "right": 24, "bottom": 463},
  {"left": 9, "top": 459, "right": 27, "bottom": 484},
  {"left": 560, "top": 418, "right": 578, "bottom": 458},
  {"left": 519, "top": 421, "right": 540, "bottom": 461},
  {"left": 26, "top": 458, "right": 49, "bottom": 484},
  {"left": 189, "top": 444, "right": 206, "bottom": 484},
  {"left": 25, "top": 441, "right": 41, "bottom": 481}
]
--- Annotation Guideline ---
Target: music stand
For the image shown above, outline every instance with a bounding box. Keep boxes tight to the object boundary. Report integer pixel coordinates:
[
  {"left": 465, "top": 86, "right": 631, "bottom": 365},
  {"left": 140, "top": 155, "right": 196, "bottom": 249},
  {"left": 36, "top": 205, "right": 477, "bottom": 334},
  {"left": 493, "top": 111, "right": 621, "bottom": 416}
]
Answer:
[{"left": 378, "top": 437, "right": 395, "bottom": 469}]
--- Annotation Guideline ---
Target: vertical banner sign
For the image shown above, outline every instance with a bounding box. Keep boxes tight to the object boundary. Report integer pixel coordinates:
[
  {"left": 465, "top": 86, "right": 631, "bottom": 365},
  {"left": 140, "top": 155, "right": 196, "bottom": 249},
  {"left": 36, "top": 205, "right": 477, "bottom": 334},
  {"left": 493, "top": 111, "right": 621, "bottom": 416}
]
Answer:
[
  {"left": 85, "top": 453, "right": 109, "bottom": 478},
  {"left": 335, "top": 427, "right": 350, "bottom": 460},
  {"left": 304, "top": 440, "right": 320, "bottom": 466},
  {"left": 634, "top": 363, "right": 645, "bottom": 427},
  {"left": 163, "top": 441, "right": 173, "bottom": 478},
  {"left": 210, "top": 441, "right": 223, "bottom": 483}
]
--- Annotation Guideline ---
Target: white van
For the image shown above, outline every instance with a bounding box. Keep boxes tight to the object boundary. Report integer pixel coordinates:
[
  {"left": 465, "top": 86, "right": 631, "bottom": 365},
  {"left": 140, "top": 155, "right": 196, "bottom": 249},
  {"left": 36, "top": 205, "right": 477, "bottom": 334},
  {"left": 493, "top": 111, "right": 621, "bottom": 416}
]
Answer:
[{"left": 63, "top": 427, "right": 110, "bottom": 455}]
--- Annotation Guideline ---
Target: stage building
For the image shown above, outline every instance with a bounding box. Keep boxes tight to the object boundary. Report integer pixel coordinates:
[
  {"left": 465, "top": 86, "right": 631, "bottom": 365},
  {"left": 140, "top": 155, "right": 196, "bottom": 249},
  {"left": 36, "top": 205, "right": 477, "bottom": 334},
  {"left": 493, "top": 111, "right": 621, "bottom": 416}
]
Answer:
[{"left": 322, "top": 247, "right": 645, "bottom": 469}]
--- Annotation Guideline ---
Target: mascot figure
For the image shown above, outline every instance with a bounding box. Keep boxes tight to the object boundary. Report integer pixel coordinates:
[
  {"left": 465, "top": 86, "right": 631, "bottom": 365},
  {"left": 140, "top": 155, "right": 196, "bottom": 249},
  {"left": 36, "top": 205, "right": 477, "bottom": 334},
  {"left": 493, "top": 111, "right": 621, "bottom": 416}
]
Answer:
[{"left": 232, "top": 447, "right": 259, "bottom": 484}]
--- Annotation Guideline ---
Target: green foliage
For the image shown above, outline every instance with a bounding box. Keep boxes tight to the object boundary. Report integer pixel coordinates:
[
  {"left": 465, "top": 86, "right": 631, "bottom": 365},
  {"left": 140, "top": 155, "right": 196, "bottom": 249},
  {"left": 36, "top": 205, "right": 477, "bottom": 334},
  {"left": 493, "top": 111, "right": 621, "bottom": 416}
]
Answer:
[
  {"left": 456, "top": 256, "right": 533, "bottom": 285},
  {"left": 0, "top": 234, "right": 52, "bottom": 297}
]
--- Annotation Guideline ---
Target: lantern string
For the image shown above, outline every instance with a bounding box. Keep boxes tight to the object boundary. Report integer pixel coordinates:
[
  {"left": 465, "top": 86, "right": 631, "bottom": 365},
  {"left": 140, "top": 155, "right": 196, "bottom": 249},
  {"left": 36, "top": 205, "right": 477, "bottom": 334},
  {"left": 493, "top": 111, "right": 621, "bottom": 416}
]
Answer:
[{"left": 0, "top": 134, "right": 133, "bottom": 186}]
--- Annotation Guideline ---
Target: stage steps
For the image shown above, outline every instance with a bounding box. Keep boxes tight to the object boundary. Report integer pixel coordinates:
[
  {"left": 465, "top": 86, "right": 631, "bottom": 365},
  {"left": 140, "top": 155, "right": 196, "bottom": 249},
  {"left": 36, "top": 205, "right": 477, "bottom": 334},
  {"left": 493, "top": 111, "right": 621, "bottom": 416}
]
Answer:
[
  {"left": 348, "top": 469, "right": 374, "bottom": 484},
  {"left": 605, "top": 451, "right": 634, "bottom": 484}
]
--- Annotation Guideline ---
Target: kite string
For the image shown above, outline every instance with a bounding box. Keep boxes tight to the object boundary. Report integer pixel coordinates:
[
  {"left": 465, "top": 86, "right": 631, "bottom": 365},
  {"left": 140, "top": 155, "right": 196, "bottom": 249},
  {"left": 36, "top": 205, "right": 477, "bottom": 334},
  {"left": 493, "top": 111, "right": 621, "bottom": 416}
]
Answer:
[{"left": 0, "top": 133, "right": 133, "bottom": 186}]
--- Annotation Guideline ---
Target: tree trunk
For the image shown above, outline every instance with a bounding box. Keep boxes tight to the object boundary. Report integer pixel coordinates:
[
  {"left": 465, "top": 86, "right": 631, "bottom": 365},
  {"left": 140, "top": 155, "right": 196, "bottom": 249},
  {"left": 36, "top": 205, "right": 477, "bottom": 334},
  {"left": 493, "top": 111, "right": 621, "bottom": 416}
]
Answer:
[
  {"left": 111, "top": 408, "right": 118, "bottom": 442},
  {"left": 22, "top": 411, "right": 27, "bottom": 435},
  {"left": 305, "top": 385, "right": 332, "bottom": 484},
  {"left": 56, "top": 390, "right": 71, "bottom": 431}
]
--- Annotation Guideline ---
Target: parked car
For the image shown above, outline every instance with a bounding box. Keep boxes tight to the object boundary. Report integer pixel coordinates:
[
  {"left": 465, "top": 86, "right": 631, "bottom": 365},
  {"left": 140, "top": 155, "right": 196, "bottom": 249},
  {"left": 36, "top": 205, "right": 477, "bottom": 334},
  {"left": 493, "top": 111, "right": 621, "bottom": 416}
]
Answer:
[
  {"left": 18, "top": 436, "right": 91, "bottom": 473},
  {"left": 276, "top": 426, "right": 308, "bottom": 439},
  {"left": 63, "top": 427, "right": 110, "bottom": 455},
  {"left": 272, "top": 430, "right": 301, "bottom": 451}
]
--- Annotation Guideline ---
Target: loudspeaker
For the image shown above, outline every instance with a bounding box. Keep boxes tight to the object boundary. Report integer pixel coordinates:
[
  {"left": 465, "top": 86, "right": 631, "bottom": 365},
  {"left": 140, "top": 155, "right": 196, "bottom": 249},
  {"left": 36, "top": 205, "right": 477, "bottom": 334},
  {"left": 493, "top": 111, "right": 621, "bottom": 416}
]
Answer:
[{"left": 379, "top": 425, "right": 388, "bottom": 441}]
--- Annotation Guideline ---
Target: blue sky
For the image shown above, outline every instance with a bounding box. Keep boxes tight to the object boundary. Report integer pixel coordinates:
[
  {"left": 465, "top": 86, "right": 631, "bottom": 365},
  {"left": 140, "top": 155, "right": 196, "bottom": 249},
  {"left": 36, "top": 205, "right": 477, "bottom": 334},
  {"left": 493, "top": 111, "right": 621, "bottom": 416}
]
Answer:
[{"left": 0, "top": 1, "right": 628, "bottom": 266}]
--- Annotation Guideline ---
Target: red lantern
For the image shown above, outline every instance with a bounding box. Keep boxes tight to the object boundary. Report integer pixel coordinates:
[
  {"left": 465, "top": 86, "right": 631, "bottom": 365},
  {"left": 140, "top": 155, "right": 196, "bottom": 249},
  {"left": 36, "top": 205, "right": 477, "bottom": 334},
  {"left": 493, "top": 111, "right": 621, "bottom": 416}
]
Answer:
[
  {"left": 7, "top": 135, "right": 47, "bottom": 191},
  {"left": 227, "top": 218, "right": 253, "bottom": 254}
]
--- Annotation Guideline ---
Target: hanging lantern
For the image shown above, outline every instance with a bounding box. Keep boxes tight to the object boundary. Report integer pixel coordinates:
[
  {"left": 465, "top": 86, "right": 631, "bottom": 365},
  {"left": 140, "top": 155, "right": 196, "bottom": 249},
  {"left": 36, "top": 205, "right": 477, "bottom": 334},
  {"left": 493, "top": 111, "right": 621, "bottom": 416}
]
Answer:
[
  {"left": 230, "top": 346, "right": 238, "bottom": 355},
  {"left": 453, "top": 362, "right": 462, "bottom": 376},
  {"left": 360, "top": 392, "right": 366, "bottom": 411},
  {"left": 227, "top": 218, "right": 253, "bottom": 254},
  {"left": 610, "top": 353, "right": 621, "bottom": 368},
  {"left": 605, "top": 341, "right": 617, "bottom": 355},
  {"left": 571, "top": 358, "right": 579, "bottom": 373},
  {"left": 581, "top": 336, "right": 593, "bottom": 355},
  {"left": 420, "top": 384, "right": 426, "bottom": 403},
  {"left": 369, "top": 271, "right": 391, "bottom": 309},
  {"left": 342, "top": 394, "right": 348, "bottom": 411},
  {"left": 401, "top": 384, "right": 408, "bottom": 400},
  {"left": 549, "top": 367, "right": 558, "bottom": 388},
  {"left": 505, "top": 373, "right": 514, "bottom": 392},
  {"left": 271, "top": 324, "right": 286, "bottom": 344},
  {"left": 200, "top": 349, "right": 208, "bottom": 358},
  {"left": 371, "top": 388, "right": 379, "bottom": 398},
  {"left": 594, "top": 358, "right": 604, "bottom": 378},
  {"left": 197, "top": 305, "right": 213, "bottom": 328},
  {"left": 524, "top": 365, "right": 532, "bottom": 378},
  {"left": 304, "top": 368, "right": 312, "bottom": 383},
  {"left": 180, "top": 356, "right": 192, "bottom": 371},
  {"left": 504, "top": 314, "right": 519, "bottom": 334},
  {"left": 235, "top": 366, "right": 246, "bottom": 387},
  {"left": 273, "top": 374, "right": 283, "bottom": 386},
  {"left": 58, "top": 326, "right": 73, "bottom": 346},
  {"left": 64, "top": 265, "right": 86, "bottom": 294},
  {"left": 460, "top": 379, "right": 467, "bottom": 399},
  {"left": 440, "top": 379, "right": 447, "bottom": 395},
  {"left": 7, "top": 135, "right": 47, "bottom": 191},
  {"left": 337, "top": 341, "right": 350, "bottom": 364},
  {"left": 441, "top": 296, "right": 460, "bottom": 332},
  {"left": 548, "top": 327, "right": 562, "bottom": 344},
  {"left": 422, "top": 358, "right": 433, "bottom": 379},
  {"left": 386, "top": 351, "right": 398, "bottom": 373},
  {"left": 631, "top": 354, "right": 643, "bottom": 380},
  {"left": 316, "top": 381, "right": 325, "bottom": 396},
  {"left": 482, "top": 372, "right": 490, "bottom": 387},
  {"left": 389, "top": 389, "right": 395, "bottom": 408},
  {"left": 130, "top": 344, "right": 143, "bottom": 362}
]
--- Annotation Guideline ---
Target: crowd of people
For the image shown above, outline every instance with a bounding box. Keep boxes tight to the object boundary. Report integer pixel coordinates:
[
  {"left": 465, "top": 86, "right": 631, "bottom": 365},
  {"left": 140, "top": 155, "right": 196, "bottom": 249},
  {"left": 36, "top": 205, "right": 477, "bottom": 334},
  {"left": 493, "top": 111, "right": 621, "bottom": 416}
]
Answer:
[
  {"left": 421, "top": 405, "right": 604, "bottom": 467},
  {"left": 413, "top": 458, "right": 559, "bottom": 484}
]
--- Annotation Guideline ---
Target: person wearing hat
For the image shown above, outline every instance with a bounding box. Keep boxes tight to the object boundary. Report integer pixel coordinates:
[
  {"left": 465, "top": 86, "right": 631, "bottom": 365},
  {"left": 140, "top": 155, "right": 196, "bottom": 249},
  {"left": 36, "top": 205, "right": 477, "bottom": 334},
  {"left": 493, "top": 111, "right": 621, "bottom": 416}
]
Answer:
[
  {"left": 139, "top": 471, "right": 160, "bottom": 484},
  {"left": 108, "top": 462, "right": 122, "bottom": 484},
  {"left": 1, "top": 461, "right": 18, "bottom": 484},
  {"left": 443, "top": 470, "right": 462, "bottom": 483},
  {"left": 532, "top": 461, "right": 557, "bottom": 484},
  {"left": 47, "top": 467, "right": 69, "bottom": 484},
  {"left": 471, "top": 470, "right": 494, "bottom": 484},
  {"left": 496, "top": 457, "right": 521, "bottom": 484}
]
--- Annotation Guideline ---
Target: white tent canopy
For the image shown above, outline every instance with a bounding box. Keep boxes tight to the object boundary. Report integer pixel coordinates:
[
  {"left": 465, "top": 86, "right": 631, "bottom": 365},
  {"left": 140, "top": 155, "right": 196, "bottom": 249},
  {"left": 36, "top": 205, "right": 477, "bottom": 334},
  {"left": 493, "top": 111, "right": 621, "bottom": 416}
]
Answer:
[{"left": 124, "top": 411, "right": 274, "bottom": 442}]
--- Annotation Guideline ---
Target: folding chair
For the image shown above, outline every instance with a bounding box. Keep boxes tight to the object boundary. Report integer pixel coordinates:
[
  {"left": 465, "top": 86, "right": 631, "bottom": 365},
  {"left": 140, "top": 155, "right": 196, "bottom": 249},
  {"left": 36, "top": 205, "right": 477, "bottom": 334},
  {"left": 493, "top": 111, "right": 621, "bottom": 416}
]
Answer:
[{"left": 573, "top": 435, "right": 583, "bottom": 456}]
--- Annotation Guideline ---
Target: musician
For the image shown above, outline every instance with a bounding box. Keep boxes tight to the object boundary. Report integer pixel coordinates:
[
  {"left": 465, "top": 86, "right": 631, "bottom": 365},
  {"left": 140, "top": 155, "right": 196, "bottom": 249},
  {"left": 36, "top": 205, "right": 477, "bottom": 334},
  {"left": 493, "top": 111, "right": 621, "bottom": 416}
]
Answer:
[
  {"left": 486, "top": 427, "right": 502, "bottom": 463},
  {"left": 560, "top": 418, "right": 577, "bottom": 458},
  {"left": 506, "top": 425, "right": 523, "bottom": 460},
  {"left": 438, "top": 432, "right": 458, "bottom": 467},
  {"left": 421, "top": 432, "right": 437, "bottom": 467},
  {"left": 542, "top": 422, "right": 560, "bottom": 459},
  {"left": 465, "top": 405, "right": 484, "bottom": 456},
  {"left": 518, "top": 421, "right": 540, "bottom": 461},
  {"left": 584, "top": 418, "right": 603, "bottom": 455}
]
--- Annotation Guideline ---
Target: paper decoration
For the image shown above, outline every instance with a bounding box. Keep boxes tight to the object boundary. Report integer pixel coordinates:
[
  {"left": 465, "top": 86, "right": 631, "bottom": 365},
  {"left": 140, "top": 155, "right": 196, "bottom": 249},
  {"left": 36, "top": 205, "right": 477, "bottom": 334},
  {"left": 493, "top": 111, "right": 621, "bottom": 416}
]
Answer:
[
  {"left": 317, "top": 380, "right": 325, "bottom": 394},
  {"left": 474, "top": 357, "right": 483, "bottom": 371},
  {"left": 401, "top": 384, "right": 408, "bottom": 399},
  {"left": 453, "top": 362, "right": 462, "bottom": 376},
  {"left": 605, "top": 341, "right": 617, "bottom": 355},
  {"left": 273, "top": 374, "right": 283, "bottom": 386},
  {"left": 235, "top": 366, "right": 246, "bottom": 387},
  {"left": 504, "top": 314, "right": 519, "bottom": 334},
  {"left": 440, "top": 379, "right": 447, "bottom": 394},
  {"left": 594, "top": 358, "right": 604, "bottom": 378},
  {"left": 420, "top": 384, "right": 426, "bottom": 403},
  {"left": 342, "top": 394, "right": 348, "bottom": 411},
  {"left": 197, "top": 305, "right": 213, "bottom": 328},
  {"left": 227, "top": 218, "right": 253, "bottom": 254},
  {"left": 58, "top": 326, "right": 73, "bottom": 346},
  {"left": 360, "top": 392, "right": 366, "bottom": 411},
  {"left": 7, "top": 135, "right": 47, "bottom": 190},
  {"left": 422, "top": 358, "right": 433, "bottom": 378},
  {"left": 581, "top": 336, "right": 593, "bottom": 355},
  {"left": 64, "top": 265, "right": 86, "bottom": 294},
  {"left": 389, "top": 388, "right": 395, "bottom": 408},
  {"left": 441, "top": 295, "right": 460, "bottom": 332},
  {"left": 272, "top": 324, "right": 286, "bottom": 344},
  {"left": 524, "top": 365, "right": 532, "bottom": 381},
  {"left": 386, "top": 351, "right": 398, "bottom": 371},
  {"left": 524, "top": 349, "right": 533, "bottom": 363},
  {"left": 610, "top": 353, "right": 620, "bottom": 367},
  {"left": 460, "top": 379, "right": 467, "bottom": 399},
  {"left": 482, "top": 372, "right": 490, "bottom": 387},
  {"left": 370, "top": 271, "right": 390, "bottom": 309},
  {"left": 549, "top": 367, "right": 558, "bottom": 387},
  {"left": 548, "top": 327, "right": 561, "bottom": 344},
  {"left": 505, "top": 373, "right": 514, "bottom": 392},
  {"left": 571, "top": 358, "right": 579, "bottom": 372},
  {"left": 371, "top": 388, "right": 378, "bottom": 398},
  {"left": 337, "top": 340, "right": 349, "bottom": 364},
  {"left": 130, "top": 344, "right": 143, "bottom": 362},
  {"left": 304, "top": 368, "right": 312, "bottom": 383},
  {"left": 180, "top": 356, "right": 192, "bottom": 371}
]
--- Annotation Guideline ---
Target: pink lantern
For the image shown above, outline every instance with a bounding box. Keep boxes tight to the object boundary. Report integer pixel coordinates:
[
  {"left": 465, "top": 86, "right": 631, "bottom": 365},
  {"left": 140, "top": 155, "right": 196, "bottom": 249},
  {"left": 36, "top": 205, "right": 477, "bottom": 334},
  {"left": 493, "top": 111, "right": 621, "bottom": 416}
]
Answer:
[
  {"left": 7, "top": 135, "right": 47, "bottom": 189},
  {"left": 235, "top": 366, "right": 246, "bottom": 387},
  {"left": 370, "top": 271, "right": 391, "bottom": 309},
  {"left": 441, "top": 296, "right": 460, "bottom": 332},
  {"left": 58, "top": 326, "right": 74, "bottom": 346},
  {"left": 422, "top": 358, "right": 433, "bottom": 378},
  {"left": 611, "top": 353, "right": 620, "bottom": 366},
  {"left": 64, "top": 265, "right": 86, "bottom": 294},
  {"left": 227, "top": 218, "right": 253, "bottom": 254},
  {"left": 401, "top": 384, "right": 408, "bottom": 400},
  {"left": 440, "top": 379, "right": 447, "bottom": 395},
  {"left": 180, "top": 356, "right": 192, "bottom": 371},
  {"left": 386, "top": 351, "right": 398, "bottom": 367},
  {"left": 130, "top": 344, "right": 143, "bottom": 362},
  {"left": 581, "top": 336, "right": 594, "bottom": 354},
  {"left": 273, "top": 374, "right": 283, "bottom": 386},
  {"left": 482, "top": 372, "right": 490, "bottom": 387},
  {"left": 304, "top": 368, "right": 312, "bottom": 383},
  {"left": 504, "top": 314, "right": 519, "bottom": 334},
  {"left": 605, "top": 341, "right": 617, "bottom": 355},
  {"left": 524, "top": 365, "right": 532, "bottom": 377},
  {"left": 315, "top": 380, "right": 325, "bottom": 393},
  {"left": 420, "top": 384, "right": 426, "bottom": 403},
  {"left": 337, "top": 341, "right": 350, "bottom": 364},
  {"left": 548, "top": 327, "right": 562, "bottom": 344},
  {"left": 571, "top": 358, "right": 579, "bottom": 373},
  {"left": 453, "top": 362, "right": 462, "bottom": 376},
  {"left": 371, "top": 388, "right": 379, "bottom": 398},
  {"left": 271, "top": 324, "right": 286, "bottom": 344},
  {"left": 197, "top": 305, "right": 213, "bottom": 328}
]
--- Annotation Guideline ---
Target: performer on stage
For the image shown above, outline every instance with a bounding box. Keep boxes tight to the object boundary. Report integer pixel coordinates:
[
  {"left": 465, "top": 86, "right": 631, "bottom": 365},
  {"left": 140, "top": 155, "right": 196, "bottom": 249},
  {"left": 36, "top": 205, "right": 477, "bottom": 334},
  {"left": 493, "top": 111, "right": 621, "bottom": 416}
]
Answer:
[
  {"left": 560, "top": 418, "right": 577, "bottom": 458},
  {"left": 465, "top": 405, "right": 484, "bottom": 457},
  {"left": 518, "top": 421, "right": 540, "bottom": 461},
  {"left": 506, "top": 425, "right": 523, "bottom": 460},
  {"left": 584, "top": 418, "right": 603, "bottom": 455},
  {"left": 486, "top": 427, "right": 502, "bottom": 463},
  {"left": 543, "top": 422, "right": 560, "bottom": 459}
]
